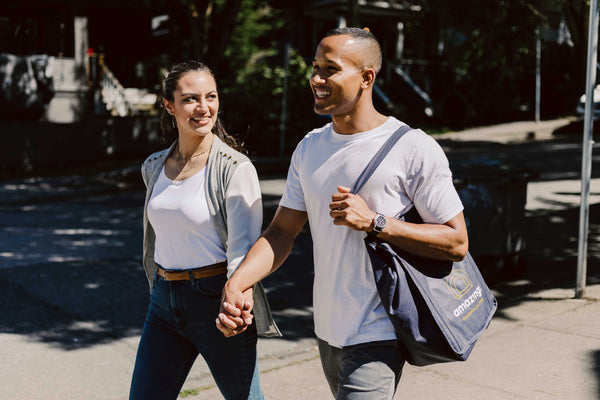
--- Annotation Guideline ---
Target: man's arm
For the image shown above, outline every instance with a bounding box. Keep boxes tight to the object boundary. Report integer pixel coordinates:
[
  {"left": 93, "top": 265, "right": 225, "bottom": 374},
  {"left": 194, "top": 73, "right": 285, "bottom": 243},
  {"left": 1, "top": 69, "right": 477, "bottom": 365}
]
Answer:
[
  {"left": 216, "top": 206, "right": 308, "bottom": 337},
  {"left": 329, "top": 186, "right": 468, "bottom": 261}
]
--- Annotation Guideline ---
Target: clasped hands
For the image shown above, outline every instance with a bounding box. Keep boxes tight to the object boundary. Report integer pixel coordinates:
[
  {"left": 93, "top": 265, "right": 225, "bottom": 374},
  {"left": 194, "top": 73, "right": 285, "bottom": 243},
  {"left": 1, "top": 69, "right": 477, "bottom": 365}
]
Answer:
[
  {"left": 216, "top": 283, "right": 254, "bottom": 337},
  {"left": 215, "top": 186, "right": 376, "bottom": 337}
]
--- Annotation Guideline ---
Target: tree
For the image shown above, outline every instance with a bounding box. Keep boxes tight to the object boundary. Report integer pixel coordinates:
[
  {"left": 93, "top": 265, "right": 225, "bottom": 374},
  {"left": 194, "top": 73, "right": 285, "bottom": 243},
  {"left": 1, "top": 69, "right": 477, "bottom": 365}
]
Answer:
[
  {"left": 156, "top": 0, "right": 245, "bottom": 71},
  {"left": 405, "top": 0, "right": 587, "bottom": 124}
]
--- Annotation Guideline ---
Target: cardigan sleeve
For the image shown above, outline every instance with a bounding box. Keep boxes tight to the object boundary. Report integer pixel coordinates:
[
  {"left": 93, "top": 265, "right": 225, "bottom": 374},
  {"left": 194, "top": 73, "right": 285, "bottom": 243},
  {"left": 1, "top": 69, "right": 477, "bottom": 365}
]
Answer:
[{"left": 224, "top": 161, "right": 263, "bottom": 278}]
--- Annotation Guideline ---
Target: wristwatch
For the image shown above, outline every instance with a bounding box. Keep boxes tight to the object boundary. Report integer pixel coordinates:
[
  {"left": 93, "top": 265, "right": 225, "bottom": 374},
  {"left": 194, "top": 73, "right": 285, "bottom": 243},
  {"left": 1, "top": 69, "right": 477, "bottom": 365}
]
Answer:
[{"left": 371, "top": 213, "right": 387, "bottom": 236}]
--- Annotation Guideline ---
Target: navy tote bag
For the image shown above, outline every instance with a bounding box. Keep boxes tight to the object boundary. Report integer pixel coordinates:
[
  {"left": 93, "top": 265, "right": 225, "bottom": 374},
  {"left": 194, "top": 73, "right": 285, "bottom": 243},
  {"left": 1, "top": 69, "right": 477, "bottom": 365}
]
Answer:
[{"left": 352, "top": 125, "right": 497, "bottom": 366}]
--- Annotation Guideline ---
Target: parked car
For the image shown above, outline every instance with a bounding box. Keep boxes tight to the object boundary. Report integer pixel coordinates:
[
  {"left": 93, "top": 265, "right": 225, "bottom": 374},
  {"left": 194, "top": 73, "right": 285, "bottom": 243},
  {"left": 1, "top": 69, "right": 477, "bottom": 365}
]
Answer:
[{"left": 576, "top": 83, "right": 600, "bottom": 116}]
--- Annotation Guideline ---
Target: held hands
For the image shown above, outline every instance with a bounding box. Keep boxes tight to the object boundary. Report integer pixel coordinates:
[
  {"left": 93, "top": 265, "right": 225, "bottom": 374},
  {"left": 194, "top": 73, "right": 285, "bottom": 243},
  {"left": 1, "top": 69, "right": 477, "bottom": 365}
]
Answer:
[
  {"left": 329, "top": 186, "right": 376, "bottom": 232},
  {"left": 216, "top": 284, "right": 254, "bottom": 337}
]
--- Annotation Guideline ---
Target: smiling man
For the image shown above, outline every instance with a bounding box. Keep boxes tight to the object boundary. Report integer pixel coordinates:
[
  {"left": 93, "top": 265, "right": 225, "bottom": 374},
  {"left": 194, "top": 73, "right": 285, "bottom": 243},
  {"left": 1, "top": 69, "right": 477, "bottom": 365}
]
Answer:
[{"left": 217, "top": 27, "right": 468, "bottom": 399}]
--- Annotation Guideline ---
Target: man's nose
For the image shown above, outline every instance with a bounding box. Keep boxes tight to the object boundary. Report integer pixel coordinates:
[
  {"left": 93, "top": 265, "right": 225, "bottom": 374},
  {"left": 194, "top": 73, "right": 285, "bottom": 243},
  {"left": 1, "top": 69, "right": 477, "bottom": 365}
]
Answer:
[{"left": 311, "top": 71, "right": 326, "bottom": 85}]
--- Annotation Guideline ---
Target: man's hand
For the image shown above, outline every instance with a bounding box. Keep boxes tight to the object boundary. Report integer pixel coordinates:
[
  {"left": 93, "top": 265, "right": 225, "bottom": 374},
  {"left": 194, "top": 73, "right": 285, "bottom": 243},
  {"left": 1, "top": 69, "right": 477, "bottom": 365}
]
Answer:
[
  {"left": 216, "top": 284, "right": 254, "bottom": 337},
  {"left": 329, "top": 186, "right": 376, "bottom": 231}
]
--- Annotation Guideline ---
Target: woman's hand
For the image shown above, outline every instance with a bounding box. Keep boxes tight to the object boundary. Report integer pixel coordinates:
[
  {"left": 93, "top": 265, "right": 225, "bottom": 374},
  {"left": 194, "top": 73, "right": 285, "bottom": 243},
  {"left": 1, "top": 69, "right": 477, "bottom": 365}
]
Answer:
[{"left": 216, "top": 284, "right": 254, "bottom": 337}]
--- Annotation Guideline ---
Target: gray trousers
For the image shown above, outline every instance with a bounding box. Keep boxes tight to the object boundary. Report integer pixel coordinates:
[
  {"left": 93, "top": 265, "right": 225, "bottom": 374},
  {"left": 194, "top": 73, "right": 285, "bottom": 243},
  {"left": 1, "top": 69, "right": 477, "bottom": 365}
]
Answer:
[{"left": 318, "top": 339, "right": 405, "bottom": 400}]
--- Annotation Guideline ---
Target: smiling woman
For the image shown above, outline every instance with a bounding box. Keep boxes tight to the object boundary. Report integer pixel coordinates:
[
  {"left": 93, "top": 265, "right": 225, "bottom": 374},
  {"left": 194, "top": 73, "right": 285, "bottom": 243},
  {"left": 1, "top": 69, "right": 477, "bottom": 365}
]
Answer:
[{"left": 129, "top": 60, "right": 279, "bottom": 400}]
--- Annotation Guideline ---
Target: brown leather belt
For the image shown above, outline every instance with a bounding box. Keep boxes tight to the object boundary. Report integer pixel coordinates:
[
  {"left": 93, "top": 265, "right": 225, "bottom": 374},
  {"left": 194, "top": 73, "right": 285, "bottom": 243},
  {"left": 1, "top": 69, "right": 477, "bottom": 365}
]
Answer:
[{"left": 157, "top": 262, "right": 228, "bottom": 281}]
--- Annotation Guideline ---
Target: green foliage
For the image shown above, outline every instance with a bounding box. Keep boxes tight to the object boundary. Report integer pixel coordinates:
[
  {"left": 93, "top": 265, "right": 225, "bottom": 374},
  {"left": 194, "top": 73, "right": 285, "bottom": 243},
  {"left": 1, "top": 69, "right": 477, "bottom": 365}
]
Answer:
[
  {"left": 155, "top": 0, "right": 589, "bottom": 146},
  {"left": 221, "top": 44, "right": 316, "bottom": 157},
  {"left": 217, "top": 2, "right": 319, "bottom": 157},
  {"left": 405, "top": 0, "right": 586, "bottom": 125}
]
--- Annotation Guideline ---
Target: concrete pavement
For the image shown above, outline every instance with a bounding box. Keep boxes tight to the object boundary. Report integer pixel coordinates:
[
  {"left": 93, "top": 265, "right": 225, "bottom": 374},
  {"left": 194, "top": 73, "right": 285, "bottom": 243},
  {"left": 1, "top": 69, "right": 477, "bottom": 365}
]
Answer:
[
  {"left": 177, "top": 284, "right": 600, "bottom": 400},
  {"left": 1, "top": 117, "right": 600, "bottom": 400}
]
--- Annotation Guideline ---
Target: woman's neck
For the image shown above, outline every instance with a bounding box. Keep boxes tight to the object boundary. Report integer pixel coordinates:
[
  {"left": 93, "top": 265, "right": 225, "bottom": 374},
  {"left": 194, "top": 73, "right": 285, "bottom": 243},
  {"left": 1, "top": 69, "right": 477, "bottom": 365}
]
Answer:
[{"left": 177, "top": 132, "right": 214, "bottom": 158}]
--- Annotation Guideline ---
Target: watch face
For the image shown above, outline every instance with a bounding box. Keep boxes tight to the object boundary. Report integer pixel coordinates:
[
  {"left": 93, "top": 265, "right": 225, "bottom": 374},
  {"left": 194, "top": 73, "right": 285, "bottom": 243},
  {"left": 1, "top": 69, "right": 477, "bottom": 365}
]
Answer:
[{"left": 375, "top": 213, "right": 386, "bottom": 231}]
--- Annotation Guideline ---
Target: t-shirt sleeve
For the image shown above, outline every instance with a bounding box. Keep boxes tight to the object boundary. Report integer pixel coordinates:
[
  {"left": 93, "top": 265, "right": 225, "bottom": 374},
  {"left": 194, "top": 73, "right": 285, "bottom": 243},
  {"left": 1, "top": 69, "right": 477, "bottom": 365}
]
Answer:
[
  {"left": 224, "top": 161, "right": 263, "bottom": 278},
  {"left": 279, "top": 143, "right": 307, "bottom": 211},
  {"left": 405, "top": 133, "right": 463, "bottom": 224}
]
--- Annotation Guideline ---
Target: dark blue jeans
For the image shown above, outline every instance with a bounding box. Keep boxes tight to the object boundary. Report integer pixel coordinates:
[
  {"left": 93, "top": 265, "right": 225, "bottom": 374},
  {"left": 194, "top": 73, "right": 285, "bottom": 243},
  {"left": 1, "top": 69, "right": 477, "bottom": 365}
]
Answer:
[{"left": 129, "top": 272, "right": 264, "bottom": 400}]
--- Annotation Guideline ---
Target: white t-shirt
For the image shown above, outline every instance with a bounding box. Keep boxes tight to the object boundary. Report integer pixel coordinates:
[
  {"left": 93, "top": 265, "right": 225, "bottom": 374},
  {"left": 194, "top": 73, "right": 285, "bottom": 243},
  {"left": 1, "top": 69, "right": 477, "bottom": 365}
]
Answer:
[
  {"left": 280, "top": 117, "right": 463, "bottom": 347},
  {"left": 148, "top": 166, "right": 226, "bottom": 269}
]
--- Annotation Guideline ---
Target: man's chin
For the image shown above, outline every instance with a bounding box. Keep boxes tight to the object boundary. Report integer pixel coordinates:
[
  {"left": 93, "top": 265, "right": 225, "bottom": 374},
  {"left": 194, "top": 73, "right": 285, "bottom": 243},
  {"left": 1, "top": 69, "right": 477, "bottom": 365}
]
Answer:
[{"left": 313, "top": 104, "right": 330, "bottom": 115}]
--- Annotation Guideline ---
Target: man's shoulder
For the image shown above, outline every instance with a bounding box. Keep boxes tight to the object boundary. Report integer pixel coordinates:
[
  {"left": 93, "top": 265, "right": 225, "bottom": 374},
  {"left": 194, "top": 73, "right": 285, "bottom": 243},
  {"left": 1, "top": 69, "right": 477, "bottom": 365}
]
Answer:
[
  {"left": 303, "top": 122, "right": 331, "bottom": 141},
  {"left": 290, "top": 122, "right": 332, "bottom": 155}
]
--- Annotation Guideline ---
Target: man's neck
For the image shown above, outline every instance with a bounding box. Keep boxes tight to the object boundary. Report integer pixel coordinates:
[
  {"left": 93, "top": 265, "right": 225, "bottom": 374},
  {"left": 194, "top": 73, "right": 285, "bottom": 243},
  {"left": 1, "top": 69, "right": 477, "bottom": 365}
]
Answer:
[{"left": 332, "top": 110, "right": 388, "bottom": 134}]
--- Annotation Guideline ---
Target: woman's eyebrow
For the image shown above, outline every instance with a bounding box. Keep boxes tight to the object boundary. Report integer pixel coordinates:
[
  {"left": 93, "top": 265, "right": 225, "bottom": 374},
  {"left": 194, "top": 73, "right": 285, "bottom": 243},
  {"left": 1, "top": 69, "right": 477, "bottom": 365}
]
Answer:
[{"left": 178, "top": 90, "right": 217, "bottom": 97}]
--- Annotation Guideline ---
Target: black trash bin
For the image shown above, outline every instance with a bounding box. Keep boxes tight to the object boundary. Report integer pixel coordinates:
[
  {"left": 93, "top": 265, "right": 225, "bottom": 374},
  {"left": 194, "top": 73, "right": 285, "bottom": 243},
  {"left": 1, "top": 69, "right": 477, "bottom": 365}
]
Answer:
[{"left": 451, "top": 157, "right": 537, "bottom": 281}]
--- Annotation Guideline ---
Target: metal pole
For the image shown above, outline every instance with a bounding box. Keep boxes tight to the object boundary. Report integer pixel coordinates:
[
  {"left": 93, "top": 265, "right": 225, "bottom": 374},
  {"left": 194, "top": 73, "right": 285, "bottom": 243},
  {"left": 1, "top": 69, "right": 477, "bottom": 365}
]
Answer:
[
  {"left": 535, "top": 28, "right": 541, "bottom": 124},
  {"left": 576, "top": 0, "right": 599, "bottom": 299},
  {"left": 279, "top": 42, "right": 290, "bottom": 159}
]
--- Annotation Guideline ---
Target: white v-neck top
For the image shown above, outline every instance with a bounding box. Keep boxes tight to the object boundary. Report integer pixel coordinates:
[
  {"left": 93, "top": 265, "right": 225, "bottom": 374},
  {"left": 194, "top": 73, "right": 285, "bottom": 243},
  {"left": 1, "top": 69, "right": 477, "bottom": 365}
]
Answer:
[{"left": 148, "top": 166, "right": 226, "bottom": 269}]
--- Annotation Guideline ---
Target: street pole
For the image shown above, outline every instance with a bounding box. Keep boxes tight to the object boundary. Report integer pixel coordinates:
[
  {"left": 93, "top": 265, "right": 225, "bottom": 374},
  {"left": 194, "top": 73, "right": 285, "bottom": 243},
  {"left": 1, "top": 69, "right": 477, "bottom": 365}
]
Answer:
[
  {"left": 535, "top": 28, "right": 541, "bottom": 124},
  {"left": 576, "top": 0, "right": 599, "bottom": 299},
  {"left": 279, "top": 42, "right": 290, "bottom": 159}
]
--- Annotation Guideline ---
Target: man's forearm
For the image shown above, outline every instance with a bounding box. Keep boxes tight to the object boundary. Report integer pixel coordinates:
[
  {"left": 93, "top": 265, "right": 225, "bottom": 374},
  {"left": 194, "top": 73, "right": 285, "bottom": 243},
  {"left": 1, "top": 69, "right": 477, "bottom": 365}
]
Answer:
[
  {"left": 377, "top": 215, "right": 468, "bottom": 262},
  {"left": 226, "top": 226, "right": 296, "bottom": 292}
]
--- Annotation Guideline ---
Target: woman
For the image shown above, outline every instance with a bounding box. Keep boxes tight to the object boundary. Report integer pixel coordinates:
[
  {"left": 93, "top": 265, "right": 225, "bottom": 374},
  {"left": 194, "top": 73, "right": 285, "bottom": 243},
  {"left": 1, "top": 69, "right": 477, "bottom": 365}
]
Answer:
[{"left": 130, "top": 60, "right": 280, "bottom": 400}]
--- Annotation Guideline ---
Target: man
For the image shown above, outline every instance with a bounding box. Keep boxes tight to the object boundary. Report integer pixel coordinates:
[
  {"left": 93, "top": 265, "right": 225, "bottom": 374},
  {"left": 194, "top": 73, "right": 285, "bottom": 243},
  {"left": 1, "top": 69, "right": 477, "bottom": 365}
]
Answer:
[{"left": 216, "top": 27, "right": 468, "bottom": 399}]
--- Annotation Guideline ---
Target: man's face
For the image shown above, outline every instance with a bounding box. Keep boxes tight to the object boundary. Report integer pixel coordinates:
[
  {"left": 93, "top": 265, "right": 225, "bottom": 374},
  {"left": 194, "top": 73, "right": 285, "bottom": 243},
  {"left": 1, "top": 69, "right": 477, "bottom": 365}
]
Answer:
[{"left": 310, "top": 35, "right": 365, "bottom": 117}]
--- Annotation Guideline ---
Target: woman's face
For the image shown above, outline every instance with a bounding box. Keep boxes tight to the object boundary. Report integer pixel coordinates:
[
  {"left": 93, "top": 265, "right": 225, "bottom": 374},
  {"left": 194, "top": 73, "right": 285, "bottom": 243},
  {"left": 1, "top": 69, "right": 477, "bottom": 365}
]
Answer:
[{"left": 164, "top": 70, "right": 219, "bottom": 139}]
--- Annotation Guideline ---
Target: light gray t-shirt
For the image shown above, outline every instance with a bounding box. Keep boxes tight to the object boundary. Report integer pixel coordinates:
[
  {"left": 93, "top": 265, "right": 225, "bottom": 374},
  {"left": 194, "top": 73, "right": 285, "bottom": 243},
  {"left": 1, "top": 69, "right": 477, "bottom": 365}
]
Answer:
[{"left": 280, "top": 117, "right": 463, "bottom": 347}]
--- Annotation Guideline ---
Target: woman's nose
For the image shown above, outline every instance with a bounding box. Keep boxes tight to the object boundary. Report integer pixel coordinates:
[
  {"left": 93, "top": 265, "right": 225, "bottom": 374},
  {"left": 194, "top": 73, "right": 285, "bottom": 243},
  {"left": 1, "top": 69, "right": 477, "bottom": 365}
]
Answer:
[{"left": 195, "top": 99, "right": 208, "bottom": 112}]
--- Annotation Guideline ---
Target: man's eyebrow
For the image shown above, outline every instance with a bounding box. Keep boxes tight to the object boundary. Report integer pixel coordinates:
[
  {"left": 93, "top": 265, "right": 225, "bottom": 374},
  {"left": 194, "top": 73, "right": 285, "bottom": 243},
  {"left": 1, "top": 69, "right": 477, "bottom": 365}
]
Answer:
[{"left": 312, "top": 58, "right": 340, "bottom": 66}]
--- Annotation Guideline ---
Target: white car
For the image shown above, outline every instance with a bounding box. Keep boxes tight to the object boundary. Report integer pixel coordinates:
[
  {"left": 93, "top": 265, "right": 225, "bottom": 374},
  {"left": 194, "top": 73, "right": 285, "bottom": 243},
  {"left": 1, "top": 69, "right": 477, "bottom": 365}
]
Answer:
[{"left": 576, "top": 83, "right": 600, "bottom": 116}]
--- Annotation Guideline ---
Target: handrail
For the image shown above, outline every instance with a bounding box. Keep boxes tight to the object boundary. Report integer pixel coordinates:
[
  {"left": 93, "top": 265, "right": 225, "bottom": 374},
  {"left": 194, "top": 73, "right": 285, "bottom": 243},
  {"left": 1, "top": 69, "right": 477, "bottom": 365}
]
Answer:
[{"left": 98, "top": 58, "right": 137, "bottom": 117}]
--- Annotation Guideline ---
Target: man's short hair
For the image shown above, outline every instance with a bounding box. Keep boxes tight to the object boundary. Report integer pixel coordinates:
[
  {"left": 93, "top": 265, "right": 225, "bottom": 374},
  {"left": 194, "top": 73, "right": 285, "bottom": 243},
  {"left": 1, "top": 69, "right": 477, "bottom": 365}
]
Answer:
[{"left": 324, "top": 27, "right": 382, "bottom": 74}]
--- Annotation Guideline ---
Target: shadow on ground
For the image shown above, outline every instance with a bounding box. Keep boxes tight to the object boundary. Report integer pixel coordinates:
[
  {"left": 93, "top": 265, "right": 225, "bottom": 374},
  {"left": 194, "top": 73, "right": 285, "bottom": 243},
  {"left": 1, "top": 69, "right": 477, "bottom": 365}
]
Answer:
[
  {"left": 1, "top": 136, "right": 599, "bottom": 350},
  {"left": 592, "top": 350, "right": 600, "bottom": 400}
]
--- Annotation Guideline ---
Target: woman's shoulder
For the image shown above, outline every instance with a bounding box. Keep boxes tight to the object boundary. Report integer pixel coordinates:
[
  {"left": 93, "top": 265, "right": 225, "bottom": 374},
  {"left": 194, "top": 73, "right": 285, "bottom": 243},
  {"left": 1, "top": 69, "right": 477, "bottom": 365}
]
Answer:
[
  {"left": 211, "top": 136, "right": 251, "bottom": 167},
  {"left": 142, "top": 145, "right": 173, "bottom": 168}
]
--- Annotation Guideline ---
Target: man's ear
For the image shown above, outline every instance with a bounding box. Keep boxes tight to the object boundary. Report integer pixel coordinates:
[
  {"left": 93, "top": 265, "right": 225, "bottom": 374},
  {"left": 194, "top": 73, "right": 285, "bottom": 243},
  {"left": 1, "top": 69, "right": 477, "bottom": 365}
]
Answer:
[{"left": 361, "top": 68, "right": 376, "bottom": 89}]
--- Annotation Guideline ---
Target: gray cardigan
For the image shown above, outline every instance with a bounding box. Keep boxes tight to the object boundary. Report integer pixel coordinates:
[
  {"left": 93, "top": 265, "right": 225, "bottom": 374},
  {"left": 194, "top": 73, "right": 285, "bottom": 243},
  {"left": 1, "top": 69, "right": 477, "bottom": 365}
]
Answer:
[{"left": 141, "top": 135, "right": 281, "bottom": 337}]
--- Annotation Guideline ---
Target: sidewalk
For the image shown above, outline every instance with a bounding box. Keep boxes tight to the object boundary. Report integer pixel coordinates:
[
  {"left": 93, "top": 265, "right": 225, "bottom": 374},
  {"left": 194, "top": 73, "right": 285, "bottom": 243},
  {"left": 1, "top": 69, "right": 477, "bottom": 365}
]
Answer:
[
  {"left": 185, "top": 285, "right": 600, "bottom": 400},
  {"left": 2, "top": 117, "right": 600, "bottom": 400},
  {"left": 3, "top": 284, "right": 598, "bottom": 400},
  {"left": 433, "top": 117, "right": 576, "bottom": 143}
]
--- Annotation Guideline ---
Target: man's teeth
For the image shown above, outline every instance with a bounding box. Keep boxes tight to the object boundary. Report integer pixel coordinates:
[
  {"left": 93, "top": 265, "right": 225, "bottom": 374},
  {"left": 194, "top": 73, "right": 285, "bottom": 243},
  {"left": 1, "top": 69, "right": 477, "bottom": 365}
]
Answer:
[{"left": 315, "top": 89, "right": 330, "bottom": 97}]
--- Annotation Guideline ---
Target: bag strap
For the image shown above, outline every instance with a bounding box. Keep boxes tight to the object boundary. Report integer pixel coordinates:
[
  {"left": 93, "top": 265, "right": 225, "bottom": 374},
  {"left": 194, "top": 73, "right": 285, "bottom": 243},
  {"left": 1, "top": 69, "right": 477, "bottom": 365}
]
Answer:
[{"left": 350, "top": 124, "right": 413, "bottom": 194}]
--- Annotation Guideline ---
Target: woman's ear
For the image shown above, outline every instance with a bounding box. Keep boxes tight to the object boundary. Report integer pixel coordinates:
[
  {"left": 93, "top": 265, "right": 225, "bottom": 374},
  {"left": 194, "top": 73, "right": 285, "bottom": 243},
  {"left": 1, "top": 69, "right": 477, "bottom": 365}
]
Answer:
[
  {"left": 361, "top": 69, "right": 376, "bottom": 89},
  {"left": 163, "top": 99, "right": 173, "bottom": 115}
]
